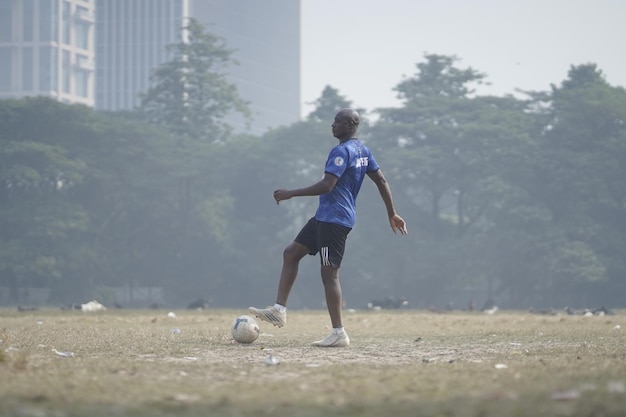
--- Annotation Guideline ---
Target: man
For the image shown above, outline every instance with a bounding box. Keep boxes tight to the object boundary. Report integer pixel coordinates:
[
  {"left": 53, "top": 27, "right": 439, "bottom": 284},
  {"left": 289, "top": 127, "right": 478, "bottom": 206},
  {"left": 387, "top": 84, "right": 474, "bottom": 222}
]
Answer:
[{"left": 249, "top": 108, "right": 407, "bottom": 347}]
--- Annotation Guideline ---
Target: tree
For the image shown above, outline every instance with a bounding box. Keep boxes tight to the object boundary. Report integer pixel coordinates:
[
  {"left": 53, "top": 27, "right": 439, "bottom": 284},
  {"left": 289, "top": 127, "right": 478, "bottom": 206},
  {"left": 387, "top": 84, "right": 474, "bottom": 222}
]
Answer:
[
  {"left": 139, "top": 18, "right": 251, "bottom": 142},
  {"left": 523, "top": 64, "right": 626, "bottom": 303},
  {"left": 369, "top": 54, "right": 535, "bottom": 306},
  {"left": 307, "top": 85, "right": 358, "bottom": 122},
  {"left": 0, "top": 98, "right": 91, "bottom": 304}
]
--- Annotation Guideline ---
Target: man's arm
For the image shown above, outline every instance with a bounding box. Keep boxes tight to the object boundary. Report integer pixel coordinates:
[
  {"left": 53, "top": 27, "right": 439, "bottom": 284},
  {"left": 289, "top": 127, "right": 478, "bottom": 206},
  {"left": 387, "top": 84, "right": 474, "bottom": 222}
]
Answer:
[
  {"left": 273, "top": 173, "right": 338, "bottom": 204},
  {"left": 367, "top": 169, "right": 408, "bottom": 235}
]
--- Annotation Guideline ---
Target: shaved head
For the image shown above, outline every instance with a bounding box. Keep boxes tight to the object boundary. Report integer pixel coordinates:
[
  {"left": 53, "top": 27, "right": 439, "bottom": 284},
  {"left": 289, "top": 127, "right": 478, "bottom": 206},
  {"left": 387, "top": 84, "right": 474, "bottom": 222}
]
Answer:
[
  {"left": 336, "top": 108, "right": 360, "bottom": 127},
  {"left": 332, "top": 108, "right": 360, "bottom": 141}
]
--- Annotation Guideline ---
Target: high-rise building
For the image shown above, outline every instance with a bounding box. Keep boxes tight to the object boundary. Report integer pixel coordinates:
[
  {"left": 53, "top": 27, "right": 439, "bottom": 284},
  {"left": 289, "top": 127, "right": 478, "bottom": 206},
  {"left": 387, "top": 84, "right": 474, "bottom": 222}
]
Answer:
[
  {"left": 95, "top": 0, "right": 301, "bottom": 134},
  {"left": 0, "top": 0, "right": 96, "bottom": 106}
]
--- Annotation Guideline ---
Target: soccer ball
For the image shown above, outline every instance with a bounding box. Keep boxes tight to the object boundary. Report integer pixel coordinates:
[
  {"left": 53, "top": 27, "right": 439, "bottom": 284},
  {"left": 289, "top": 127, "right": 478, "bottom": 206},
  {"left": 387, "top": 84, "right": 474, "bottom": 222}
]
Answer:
[{"left": 231, "top": 315, "right": 260, "bottom": 344}]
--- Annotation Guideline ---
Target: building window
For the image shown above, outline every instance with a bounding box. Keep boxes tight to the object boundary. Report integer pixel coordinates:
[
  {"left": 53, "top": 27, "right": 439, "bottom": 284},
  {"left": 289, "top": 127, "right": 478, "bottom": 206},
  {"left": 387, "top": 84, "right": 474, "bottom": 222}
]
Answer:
[
  {"left": 23, "top": 0, "right": 34, "bottom": 42},
  {"left": 75, "top": 70, "right": 88, "bottom": 98},
  {"left": 40, "top": 0, "right": 59, "bottom": 42},
  {"left": 22, "top": 47, "right": 33, "bottom": 91},
  {"left": 0, "top": 2, "right": 13, "bottom": 42},
  {"left": 62, "top": 1, "right": 71, "bottom": 45},
  {"left": 76, "top": 17, "right": 90, "bottom": 50},
  {"left": 0, "top": 48, "right": 12, "bottom": 91},
  {"left": 62, "top": 50, "right": 71, "bottom": 93},
  {"left": 39, "top": 46, "right": 58, "bottom": 91}
]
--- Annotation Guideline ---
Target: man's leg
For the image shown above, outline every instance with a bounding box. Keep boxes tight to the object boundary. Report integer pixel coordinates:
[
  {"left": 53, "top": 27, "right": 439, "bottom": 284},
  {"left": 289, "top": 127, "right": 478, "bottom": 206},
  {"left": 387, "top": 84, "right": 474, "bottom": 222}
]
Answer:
[
  {"left": 311, "top": 221, "right": 350, "bottom": 347},
  {"left": 313, "top": 264, "right": 349, "bottom": 347},
  {"left": 321, "top": 264, "right": 343, "bottom": 328},
  {"left": 276, "top": 241, "right": 309, "bottom": 306},
  {"left": 249, "top": 241, "right": 309, "bottom": 327}
]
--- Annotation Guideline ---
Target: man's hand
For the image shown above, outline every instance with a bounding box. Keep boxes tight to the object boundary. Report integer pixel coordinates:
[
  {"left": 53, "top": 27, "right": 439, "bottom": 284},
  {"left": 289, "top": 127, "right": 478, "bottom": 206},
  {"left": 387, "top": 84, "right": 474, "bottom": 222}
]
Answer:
[
  {"left": 273, "top": 189, "right": 293, "bottom": 205},
  {"left": 389, "top": 214, "right": 408, "bottom": 235}
]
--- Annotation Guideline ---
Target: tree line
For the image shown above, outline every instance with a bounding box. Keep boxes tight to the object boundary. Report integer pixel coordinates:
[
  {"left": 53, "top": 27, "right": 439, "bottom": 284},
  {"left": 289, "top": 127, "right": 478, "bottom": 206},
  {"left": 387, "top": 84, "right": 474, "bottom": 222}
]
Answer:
[{"left": 1, "top": 21, "right": 625, "bottom": 310}]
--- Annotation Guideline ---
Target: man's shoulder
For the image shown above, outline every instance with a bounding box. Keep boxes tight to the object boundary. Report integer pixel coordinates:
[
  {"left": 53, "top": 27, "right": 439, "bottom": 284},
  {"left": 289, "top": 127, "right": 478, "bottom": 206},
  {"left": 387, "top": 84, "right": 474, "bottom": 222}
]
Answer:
[
  {"left": 328, "top": 143, "right": 350, "bottom": 155},
  {"left": 334, "top": 139, "right": 366, "bottom": 151}
]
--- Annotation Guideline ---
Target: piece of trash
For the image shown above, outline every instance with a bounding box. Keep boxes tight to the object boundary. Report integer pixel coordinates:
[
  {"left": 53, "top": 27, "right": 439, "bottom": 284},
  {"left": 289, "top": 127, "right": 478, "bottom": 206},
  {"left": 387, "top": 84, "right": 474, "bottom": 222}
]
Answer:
[
  {"left": 494, "top": 363, "right": 508, "bottom": 369},
  {"left": 81, "top": 300, "right": 106, "bottom": 312},
  {"left": 52, "top": 349, "right": 74, "bottom": 357},
  {"left": 265, "top": 354, "right": 280, "bottom": 366},
  {"left": 167, "top": 312, "right": 177, "bottom": 318},
  {"left": 173, "top": 393, "right": 200, "bottom": 402},
  {"left": 36, "top": 320, "right": 43, "bottom": 325},
  {"left": 607, "top": 381, "right": 625, "bottom": 393},
  {"left": 611, "top": 325, "right": 621, "bottom": 331},
  {"left": 422, "top": 358, "right": 432, "bottom": 363},
  {"left": 551, "top": 389, "right": 580, "bottom": 401},
  {"left": 414, "top": 337, "right": 422, "bottom": 342},
  {"left": 171, "top": 328, "right": 181, "bottom": 334},
  {"left": 184, "top": 356, "right": 198, "bottom": 361},
  {"left": 484, "top": 306, "right": 498, "bottom": 315},
  {"left": 508, "top": 342, "right": 522, "bottom": 346}
]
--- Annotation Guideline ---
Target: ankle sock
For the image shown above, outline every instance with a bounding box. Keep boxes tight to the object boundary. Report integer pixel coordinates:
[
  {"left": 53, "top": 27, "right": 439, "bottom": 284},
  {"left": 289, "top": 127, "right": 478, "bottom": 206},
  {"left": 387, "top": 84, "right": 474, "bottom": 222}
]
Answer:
[
  {"left": 273, "top": 303, "right": 286, "bottom": 313},
  {"left": 332, "top": 327, "right": 345, "bottom": 335}
]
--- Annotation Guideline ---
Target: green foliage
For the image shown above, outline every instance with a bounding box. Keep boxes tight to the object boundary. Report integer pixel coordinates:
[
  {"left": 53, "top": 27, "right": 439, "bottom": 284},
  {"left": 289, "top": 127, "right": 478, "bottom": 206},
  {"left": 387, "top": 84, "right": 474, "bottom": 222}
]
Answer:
[
  {"left": 1, "top": 56, "right": 626, "bottom": 310},
  {"left": 394, "top": 53, "right": 487, "bottom": 100},
  {"left": 139, "top": 18, "right": 251, "bottom": 142},
  {"left": 307, "top": 85, "right": 355, "bottom": 122}
]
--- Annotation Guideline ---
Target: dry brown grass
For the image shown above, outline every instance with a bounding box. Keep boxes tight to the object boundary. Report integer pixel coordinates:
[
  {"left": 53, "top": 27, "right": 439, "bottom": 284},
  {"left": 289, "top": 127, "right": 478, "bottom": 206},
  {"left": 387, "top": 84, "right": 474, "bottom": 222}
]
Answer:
[{"left": 0, "top": 308, "right": 625, "bottom": 416}]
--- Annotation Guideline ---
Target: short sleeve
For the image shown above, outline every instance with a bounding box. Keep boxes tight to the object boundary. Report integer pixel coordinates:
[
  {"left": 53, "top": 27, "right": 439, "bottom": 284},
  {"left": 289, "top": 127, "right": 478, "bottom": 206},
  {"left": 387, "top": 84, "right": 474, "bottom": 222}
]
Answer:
[
  {"left": 366, "top": 150, "right": 380, "bottom": 173},
  {"left": 324, "top": 145, "right": 349, "bottom": 178}
]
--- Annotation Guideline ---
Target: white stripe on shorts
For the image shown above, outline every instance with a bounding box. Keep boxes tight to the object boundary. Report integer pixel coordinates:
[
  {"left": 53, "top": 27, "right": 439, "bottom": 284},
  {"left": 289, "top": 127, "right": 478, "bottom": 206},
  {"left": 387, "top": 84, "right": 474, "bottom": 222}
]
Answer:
[{"left": 321, "top": 246, "right": 331, "bottom": 266}]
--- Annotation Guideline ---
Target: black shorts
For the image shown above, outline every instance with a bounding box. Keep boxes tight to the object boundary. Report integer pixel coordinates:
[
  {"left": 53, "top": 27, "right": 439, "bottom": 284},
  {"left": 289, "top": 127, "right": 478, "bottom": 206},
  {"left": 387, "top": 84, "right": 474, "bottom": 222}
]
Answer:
[{"left": 295, "top": 217, "right": 352, "bottom": 268}]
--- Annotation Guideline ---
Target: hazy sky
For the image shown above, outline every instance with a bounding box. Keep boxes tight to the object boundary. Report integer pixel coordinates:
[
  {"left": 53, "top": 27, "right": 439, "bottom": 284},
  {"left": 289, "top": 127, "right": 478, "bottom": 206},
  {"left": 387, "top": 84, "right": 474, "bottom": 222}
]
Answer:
[{"left": 300, "top": 0, "right": 625, "bottom": 117}]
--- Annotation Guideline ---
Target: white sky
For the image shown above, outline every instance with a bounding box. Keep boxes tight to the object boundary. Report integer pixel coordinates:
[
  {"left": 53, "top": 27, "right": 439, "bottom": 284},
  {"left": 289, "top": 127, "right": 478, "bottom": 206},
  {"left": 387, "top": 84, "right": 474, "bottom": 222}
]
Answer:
[{"left": 300, "top": 0, "right": 625, "bottom": 117}]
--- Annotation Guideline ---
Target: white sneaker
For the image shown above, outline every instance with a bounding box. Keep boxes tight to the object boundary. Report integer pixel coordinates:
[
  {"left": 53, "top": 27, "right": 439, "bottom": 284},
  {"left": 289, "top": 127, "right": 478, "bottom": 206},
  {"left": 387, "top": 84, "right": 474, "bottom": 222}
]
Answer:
[
  {"left": 312, "top": 331, "right": 350, "bottom": 347},
  {"left": 248, "top": 306, "right": 286, "bottom": 327}
]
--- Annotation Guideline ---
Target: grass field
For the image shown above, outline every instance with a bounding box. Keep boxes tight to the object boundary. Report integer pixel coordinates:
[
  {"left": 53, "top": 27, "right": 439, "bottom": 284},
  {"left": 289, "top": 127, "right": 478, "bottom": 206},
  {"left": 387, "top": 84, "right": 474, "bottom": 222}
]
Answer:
[{"left": 1, "top": 307, "right": 625, "bottom": 417}]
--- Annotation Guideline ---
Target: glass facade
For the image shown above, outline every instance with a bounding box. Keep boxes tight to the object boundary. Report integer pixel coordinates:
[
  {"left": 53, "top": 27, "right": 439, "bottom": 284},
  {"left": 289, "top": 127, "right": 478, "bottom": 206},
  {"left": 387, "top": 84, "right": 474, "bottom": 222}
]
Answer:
[
  {"left": 95, "top": 0, "right": 300, "bottom": 132},
  {"left": 190, "top": 0, "right": 301, "bottom": 133},
  {"left": 22, "top": 47, "right": 33, "bottom": 91},
  {"left": 62, "top": 50, "right": 70, "bottom": 93},
  {"left": 39, "top": 46, "right": 57, "bottom": 92},
  {"left": 4, "top": 0, "right": 297, "bottom": 118},
  {"left": 96, "top": 0, "right": 185, "bottom": 111},
  {"left": 23, "top": 0, "right": 34, "bottom": 42},
  {"left": 39, "top": 0, "right": 58, "bottom": 42},
  {"left": 1, "top": 0, "right": 95, "bottom": 105},
  {"left": 0, "top": 48, "right": 12, "bottom": 91},
  {"left": 62, "top": 1, "right": 71, "bottom": 45},
  {"left": 0, "top": 2, "right": 13, "bottom": 42},
  {"left": 76, "top": 70, "right": 88, "bottom": 98}
]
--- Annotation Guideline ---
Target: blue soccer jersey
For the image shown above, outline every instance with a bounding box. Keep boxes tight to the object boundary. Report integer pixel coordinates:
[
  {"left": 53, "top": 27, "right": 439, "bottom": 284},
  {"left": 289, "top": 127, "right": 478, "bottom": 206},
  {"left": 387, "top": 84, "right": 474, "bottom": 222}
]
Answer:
[{"left": 315, "top": 139, "right": 379, "bottom": 228}]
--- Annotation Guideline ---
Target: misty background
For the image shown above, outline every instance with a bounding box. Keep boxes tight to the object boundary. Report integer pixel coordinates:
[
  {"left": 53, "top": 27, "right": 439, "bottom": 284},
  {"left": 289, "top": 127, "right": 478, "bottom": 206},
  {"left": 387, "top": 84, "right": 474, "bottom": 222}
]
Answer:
[{"left": 1, "top": 1, "right": 625, "bottom": 311}]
